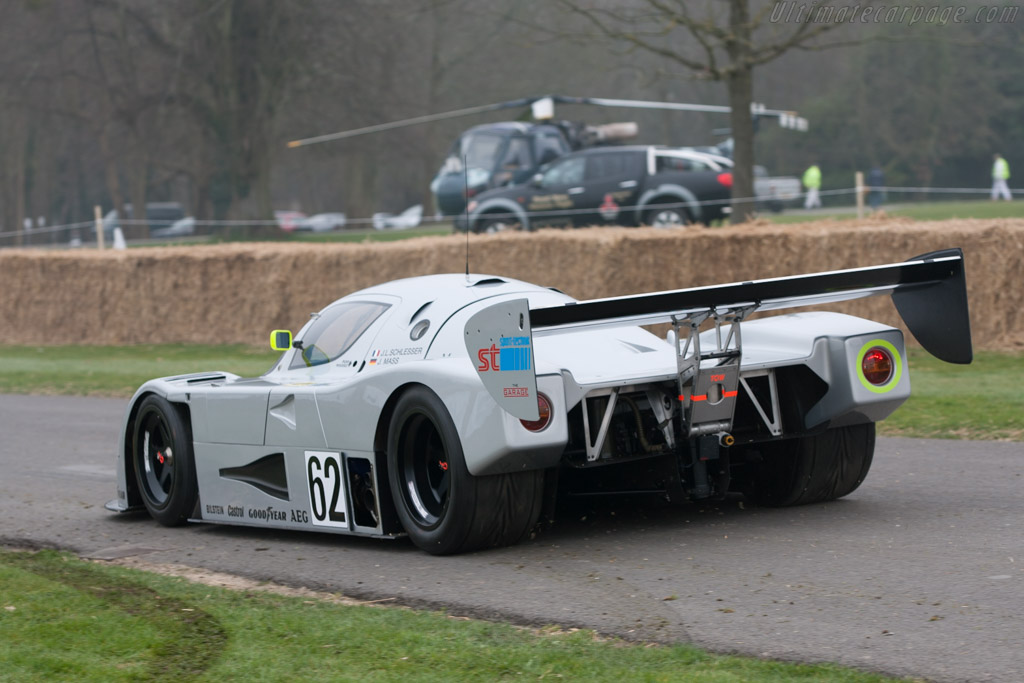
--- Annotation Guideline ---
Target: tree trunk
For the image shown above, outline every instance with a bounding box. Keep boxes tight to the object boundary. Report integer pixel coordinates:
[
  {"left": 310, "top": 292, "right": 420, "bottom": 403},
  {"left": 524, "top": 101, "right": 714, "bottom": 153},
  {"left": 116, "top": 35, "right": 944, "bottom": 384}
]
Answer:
[
  {"left": 726, "top": 0, "right": 756, "bottom": 224},
  {"left": 99, "top": 128, "right": 125, "bottom": 225},
  {"left": 130, "top": 142, "right": 149, "bottom": 239},
  {"left": 13, "top": 140, "right": 26, "bottom": 248},
  {"left": 727, "top": 66, "right": 756, "bottom": 224}
]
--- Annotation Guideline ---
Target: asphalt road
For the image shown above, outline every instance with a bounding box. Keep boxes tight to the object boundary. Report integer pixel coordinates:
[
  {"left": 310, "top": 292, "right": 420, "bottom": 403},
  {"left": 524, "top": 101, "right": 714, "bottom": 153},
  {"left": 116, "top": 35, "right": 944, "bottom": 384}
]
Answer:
[{"left": 2, "top": 394, "right": 1021, "bottom": 682}]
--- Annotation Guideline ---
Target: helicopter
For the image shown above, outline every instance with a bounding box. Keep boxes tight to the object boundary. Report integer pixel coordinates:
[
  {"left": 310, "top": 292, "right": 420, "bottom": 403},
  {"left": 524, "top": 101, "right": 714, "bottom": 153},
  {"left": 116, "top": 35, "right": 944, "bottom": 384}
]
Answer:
[{"left": 287, "top": 95, "right": 808, "bottom": 217}]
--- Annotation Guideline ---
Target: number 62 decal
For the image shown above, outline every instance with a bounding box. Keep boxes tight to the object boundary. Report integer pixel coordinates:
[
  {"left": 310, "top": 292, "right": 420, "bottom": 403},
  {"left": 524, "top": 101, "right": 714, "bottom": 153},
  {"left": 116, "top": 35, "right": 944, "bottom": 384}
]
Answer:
[{"left": 305, "top": 451, "right": 348, "bottom": 528}]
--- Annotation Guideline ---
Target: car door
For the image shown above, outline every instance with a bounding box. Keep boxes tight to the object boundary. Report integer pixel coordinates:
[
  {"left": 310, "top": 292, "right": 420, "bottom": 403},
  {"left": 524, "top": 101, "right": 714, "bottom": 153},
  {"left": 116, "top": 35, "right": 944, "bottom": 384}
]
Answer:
[
  {"left": 576, "top": 151, "right": 645, "bottom": 226},
  {"left": 524, "top": 155, "right": 586, "bottom": 228}
]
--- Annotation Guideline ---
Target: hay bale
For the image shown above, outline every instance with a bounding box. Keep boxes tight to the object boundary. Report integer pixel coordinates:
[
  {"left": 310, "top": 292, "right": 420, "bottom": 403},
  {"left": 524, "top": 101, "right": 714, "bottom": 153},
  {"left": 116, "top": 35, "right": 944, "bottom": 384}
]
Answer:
[{"left": 1, "top": 218, "right": 1020, "bottom": 349}]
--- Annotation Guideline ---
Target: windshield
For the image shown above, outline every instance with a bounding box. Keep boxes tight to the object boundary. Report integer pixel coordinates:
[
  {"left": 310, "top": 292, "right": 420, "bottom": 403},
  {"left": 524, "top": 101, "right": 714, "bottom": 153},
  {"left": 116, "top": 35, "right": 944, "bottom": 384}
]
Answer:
[
  {"left": 459, "top": 132, "right": 506, "bottom": 169},
  {"left": 290, "top": 301, "right": 390, "bottom": 369}
]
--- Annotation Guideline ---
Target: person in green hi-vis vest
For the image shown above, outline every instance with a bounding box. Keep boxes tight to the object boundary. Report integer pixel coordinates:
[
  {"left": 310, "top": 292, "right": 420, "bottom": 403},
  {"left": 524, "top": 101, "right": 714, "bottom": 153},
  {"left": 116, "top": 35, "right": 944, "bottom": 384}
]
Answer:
[
  {"left": 991, "top": 153, "right": 1012, "bottom": 201},
  {"left": 803, "top": 163, "right": 822, "bottom": 209}
]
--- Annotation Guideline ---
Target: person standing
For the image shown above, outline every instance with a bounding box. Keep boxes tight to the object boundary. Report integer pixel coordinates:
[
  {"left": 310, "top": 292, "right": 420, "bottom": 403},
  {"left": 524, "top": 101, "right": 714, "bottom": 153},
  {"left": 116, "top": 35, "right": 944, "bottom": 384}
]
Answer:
[
  {"left": 991, "top": 153, "right": 1012, "bottom": 201},
  {"left": 867, "top": 165, "right": 885, "bottom": 211},
  {"left": 803, "top": 163, "right": 822, "bottom": 209}
]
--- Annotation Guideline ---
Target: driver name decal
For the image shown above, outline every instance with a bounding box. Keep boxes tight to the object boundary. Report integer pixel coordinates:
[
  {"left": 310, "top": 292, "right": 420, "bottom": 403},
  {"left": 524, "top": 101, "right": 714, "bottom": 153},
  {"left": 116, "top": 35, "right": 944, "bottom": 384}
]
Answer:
[{"left": 370, "top": 347, "right": 422, "bottom": 367}]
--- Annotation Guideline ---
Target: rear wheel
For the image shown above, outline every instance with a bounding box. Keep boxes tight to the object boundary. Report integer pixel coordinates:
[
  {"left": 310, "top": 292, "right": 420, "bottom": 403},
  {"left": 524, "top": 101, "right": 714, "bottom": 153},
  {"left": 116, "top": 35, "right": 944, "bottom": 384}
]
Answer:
[
  {"left": 478, "top": 216, "right": 523, "bottom": 233},
  {"left": 744, "top": 423, "right": 875, "bottom": 507},
  {"left": 386, "top": 386, "right": 543, "bottom": 554},
  {"left": 132, "top": 395, "right": 198, "bottom": 526},
  {"left": 643, "top": 206, "right": 689, "bottom": 228}
]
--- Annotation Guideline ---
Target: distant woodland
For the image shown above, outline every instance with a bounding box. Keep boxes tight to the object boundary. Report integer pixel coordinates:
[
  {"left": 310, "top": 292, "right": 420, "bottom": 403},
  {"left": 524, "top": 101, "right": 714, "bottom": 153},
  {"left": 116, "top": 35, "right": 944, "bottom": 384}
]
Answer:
[{"left": 1, "top": 0, "right": 1019, "bottom": 233}]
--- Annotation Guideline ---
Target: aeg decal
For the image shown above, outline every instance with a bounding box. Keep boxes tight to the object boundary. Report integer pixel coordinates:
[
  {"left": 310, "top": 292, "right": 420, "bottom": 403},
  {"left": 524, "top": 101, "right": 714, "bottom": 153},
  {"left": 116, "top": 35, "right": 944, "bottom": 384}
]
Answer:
[{"left": 477, "top": 336, "right": 531, "bottom": 372}]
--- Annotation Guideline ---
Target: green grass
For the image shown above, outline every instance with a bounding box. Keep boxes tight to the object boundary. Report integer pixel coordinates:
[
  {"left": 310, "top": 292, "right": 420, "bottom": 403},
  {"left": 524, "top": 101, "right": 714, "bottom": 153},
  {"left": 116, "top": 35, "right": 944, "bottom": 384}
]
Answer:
[
  {"left": 168, "top": 224, "right": 455, "bottom": 247},
  {"left": 0, "top": 344, "right": 279, "bottom": 397},
  {"left": 878, "top": 348, "right": 1024, "bottom": 441},
  {"left": 0, "top": 549, "right": 905, "bottom": 683},
  {"left": 284, "top": 225, "right": 454, "bottom": 243},
  {"left": 769, "top": 198, "right": 1024, "bottom": 224}
]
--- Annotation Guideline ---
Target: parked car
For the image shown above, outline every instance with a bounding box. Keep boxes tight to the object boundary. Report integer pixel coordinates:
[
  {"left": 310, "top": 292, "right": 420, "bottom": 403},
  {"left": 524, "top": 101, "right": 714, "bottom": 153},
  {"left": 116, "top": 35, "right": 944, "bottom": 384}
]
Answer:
[
  {"left": 461, "top": 146, "right": 733, "bottom": 233},
  {"left": 96, "top": 202, "right": 186, "bottom": 241},
  {"left": 372, "top": 205, "right": 423, "bottom": 230},
  {"left": 753, "top": 165, "right": 801, "bottom": 212},
  {"left": 296, "top": 213, "right": 347, "bottom": 232},
  {"left": 152, "top": 216, "right": 196, "bottom": 238},
  {"left": 275, "top": 210, "right": 308, "bottom": 232}
]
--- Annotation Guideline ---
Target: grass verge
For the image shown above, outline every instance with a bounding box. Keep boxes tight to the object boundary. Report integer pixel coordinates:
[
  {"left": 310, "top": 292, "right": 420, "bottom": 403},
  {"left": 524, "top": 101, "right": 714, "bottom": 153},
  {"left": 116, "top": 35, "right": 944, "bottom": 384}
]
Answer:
[
  {"left": 0, "top": 344, "right": 1018, "bottom": 440},
  {"left": 879, "top": 347, "right": 1023, "bottom": 440},
  {"left": 769, "top": 198, "right": 1024, "bottom": 224},
  {"left": 0, "top": 549, "right": 903, "bottom": 682},
  {"left": 0, "top": 344, "right": 279, "bottom": 397}
]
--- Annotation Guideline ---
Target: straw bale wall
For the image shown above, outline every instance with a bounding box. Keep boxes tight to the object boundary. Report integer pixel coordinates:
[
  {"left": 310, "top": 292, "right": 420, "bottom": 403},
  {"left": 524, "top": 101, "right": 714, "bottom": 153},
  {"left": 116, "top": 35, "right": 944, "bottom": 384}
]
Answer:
[{"left": 1, "top": 217, "right": 1021, "bottom": 350}]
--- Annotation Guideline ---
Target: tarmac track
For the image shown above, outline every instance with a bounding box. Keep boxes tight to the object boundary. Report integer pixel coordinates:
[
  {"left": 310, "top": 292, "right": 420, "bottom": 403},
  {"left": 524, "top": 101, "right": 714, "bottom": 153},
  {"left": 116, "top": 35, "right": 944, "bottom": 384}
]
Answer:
[{"left": 1, "top": 394, "right": 1021, "bottom": 682}]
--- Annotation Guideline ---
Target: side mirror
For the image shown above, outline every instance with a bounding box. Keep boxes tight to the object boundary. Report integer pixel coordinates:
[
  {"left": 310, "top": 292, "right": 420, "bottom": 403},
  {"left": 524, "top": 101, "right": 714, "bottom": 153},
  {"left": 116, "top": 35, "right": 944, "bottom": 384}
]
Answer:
[
  {"left": 270, "top": 329, "right": 293, "bottom": 351},
  {"left": 530, "top": 173, "right": 543, "bottom": 188}
]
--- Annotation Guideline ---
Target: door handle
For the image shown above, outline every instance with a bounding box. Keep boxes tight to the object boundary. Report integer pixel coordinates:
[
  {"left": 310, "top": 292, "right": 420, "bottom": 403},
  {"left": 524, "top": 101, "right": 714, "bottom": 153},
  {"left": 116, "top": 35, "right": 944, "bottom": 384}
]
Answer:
[
  {"left": 619, "top": 180, "right": 638, "bottom": 189},
  {"left": 568, "top": 187, "right": 584, "bottom": 195}
]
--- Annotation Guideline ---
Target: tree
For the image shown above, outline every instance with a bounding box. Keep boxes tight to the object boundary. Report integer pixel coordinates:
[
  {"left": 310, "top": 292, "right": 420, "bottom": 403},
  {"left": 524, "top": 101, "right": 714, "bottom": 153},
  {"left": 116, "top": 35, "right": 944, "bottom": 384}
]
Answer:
[{"left": 555, "top": 0, "right": 857, "bottom": 223}]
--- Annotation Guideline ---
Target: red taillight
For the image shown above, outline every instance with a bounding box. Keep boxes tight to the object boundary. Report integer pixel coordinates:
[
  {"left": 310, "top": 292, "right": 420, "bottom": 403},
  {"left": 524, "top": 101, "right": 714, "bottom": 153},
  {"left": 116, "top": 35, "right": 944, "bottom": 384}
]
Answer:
[
  {"left": 717, "top": 172, "right": 733, "bottom": 188},
  {"left": 862, "top": 347, "right": 894, "bottom": 385},
  {"left": 520, "top": 393, "right": 552, "bottom": 432}
]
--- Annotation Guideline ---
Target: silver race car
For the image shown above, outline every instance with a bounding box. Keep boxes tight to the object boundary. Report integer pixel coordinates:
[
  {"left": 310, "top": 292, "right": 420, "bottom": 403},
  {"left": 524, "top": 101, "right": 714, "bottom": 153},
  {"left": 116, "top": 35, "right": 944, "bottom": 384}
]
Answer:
[{"left": 107, "top": 249, "right": 972, "bottom": 554}]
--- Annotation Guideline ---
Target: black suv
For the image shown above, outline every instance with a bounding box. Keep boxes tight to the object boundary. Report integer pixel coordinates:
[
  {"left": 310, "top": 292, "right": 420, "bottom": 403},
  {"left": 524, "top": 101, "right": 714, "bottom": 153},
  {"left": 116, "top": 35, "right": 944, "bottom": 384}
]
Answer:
[{"left": 460, "top": 146, "right": 732, "bottom": 232}]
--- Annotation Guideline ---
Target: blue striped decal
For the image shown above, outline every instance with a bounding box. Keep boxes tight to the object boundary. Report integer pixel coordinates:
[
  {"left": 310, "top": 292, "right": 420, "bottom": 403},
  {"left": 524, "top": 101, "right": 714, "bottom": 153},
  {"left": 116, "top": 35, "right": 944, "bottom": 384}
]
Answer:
[{"left": 499, "top": 346, "right": 531, "bottom": 372}]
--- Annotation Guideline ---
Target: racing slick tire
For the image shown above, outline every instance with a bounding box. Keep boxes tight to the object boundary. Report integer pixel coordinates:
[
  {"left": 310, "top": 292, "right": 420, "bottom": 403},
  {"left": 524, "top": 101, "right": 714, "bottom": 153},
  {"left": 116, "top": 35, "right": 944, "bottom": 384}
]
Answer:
[
  {"left": 131, "top": 394, "right": 198, "bottom": 526},
  {"left": 643, "top": 206, "right": 689, "bottom": 228},
  {"left": 386, "top": 386, "right": 544, "bottom": 555},
  {"left": 745, "top": 422, "right": 875, "bottom": 507}
]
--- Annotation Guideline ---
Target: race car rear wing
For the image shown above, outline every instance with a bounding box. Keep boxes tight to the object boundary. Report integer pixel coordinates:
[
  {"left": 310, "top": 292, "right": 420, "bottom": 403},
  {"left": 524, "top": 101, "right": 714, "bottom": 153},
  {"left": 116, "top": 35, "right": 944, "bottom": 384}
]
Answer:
[{"left": 465, "top": 248, "right": 971, "bottom": 420}]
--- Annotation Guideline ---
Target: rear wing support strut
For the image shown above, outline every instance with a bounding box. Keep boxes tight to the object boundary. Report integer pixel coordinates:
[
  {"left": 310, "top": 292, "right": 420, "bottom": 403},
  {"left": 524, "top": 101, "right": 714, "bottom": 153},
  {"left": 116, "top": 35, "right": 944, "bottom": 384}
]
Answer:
[{"left": 672, "top": 304, "right": 756, "bottom": 439}]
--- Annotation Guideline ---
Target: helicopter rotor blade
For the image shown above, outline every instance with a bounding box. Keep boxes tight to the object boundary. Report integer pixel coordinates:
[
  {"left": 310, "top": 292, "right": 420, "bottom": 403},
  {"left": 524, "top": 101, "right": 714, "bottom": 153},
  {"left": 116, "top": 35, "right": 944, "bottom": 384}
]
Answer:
[
  {"left": 286, "top": 97, "right": 543, "bottom": 148},
  {"left": 286, "top": 94, "right": 803, "bottom": 149},
  {"left": 553, "top": 95, "right": 796, "bottom": 119}
]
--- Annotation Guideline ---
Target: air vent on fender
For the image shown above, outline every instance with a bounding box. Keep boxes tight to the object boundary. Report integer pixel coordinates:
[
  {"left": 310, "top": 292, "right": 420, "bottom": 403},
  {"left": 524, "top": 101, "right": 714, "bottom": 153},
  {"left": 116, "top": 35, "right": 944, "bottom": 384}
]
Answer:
[{"left": 219, "top": 453, "right": 289, "bottom": 500}]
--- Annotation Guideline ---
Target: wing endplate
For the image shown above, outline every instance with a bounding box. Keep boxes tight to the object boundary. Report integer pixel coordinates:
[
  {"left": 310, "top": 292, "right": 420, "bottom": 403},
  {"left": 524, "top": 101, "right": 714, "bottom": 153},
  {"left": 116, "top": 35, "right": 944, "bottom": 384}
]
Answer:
[
  {"left": 464, "top": 298, "right": 540, "bottom": 421},
  {"left": 891, "top": 249, "right": 972, "bottom": 364}
]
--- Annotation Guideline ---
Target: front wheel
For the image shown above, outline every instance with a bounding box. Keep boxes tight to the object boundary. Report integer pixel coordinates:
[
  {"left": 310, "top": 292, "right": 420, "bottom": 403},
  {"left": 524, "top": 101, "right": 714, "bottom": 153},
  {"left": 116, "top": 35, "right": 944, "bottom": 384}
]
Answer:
[
  {"left": 132, "top": 395, "right": 198, "bottom": 526},
  {"left": 643, "top": 206, "right": 689, "bottom": 228},
  {"left": 386, "top": 386, "right": 543, "bottom": 554},
  {"left": 744, "top": 422, "right": 875, "bottom": 507}
]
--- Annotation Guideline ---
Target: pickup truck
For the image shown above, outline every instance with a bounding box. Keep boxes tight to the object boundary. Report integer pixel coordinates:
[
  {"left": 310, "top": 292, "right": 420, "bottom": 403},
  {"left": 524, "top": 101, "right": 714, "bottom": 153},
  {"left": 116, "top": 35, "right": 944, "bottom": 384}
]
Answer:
[{"left": 461, "top": 146, "right": 733, "bottom": 233}]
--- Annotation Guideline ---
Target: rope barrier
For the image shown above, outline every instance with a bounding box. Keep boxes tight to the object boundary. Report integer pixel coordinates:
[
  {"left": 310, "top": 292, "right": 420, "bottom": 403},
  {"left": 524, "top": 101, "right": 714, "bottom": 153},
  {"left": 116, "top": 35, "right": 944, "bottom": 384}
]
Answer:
[{"left": 1, "top": 185, "right": 1020, "bottom": 243}]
